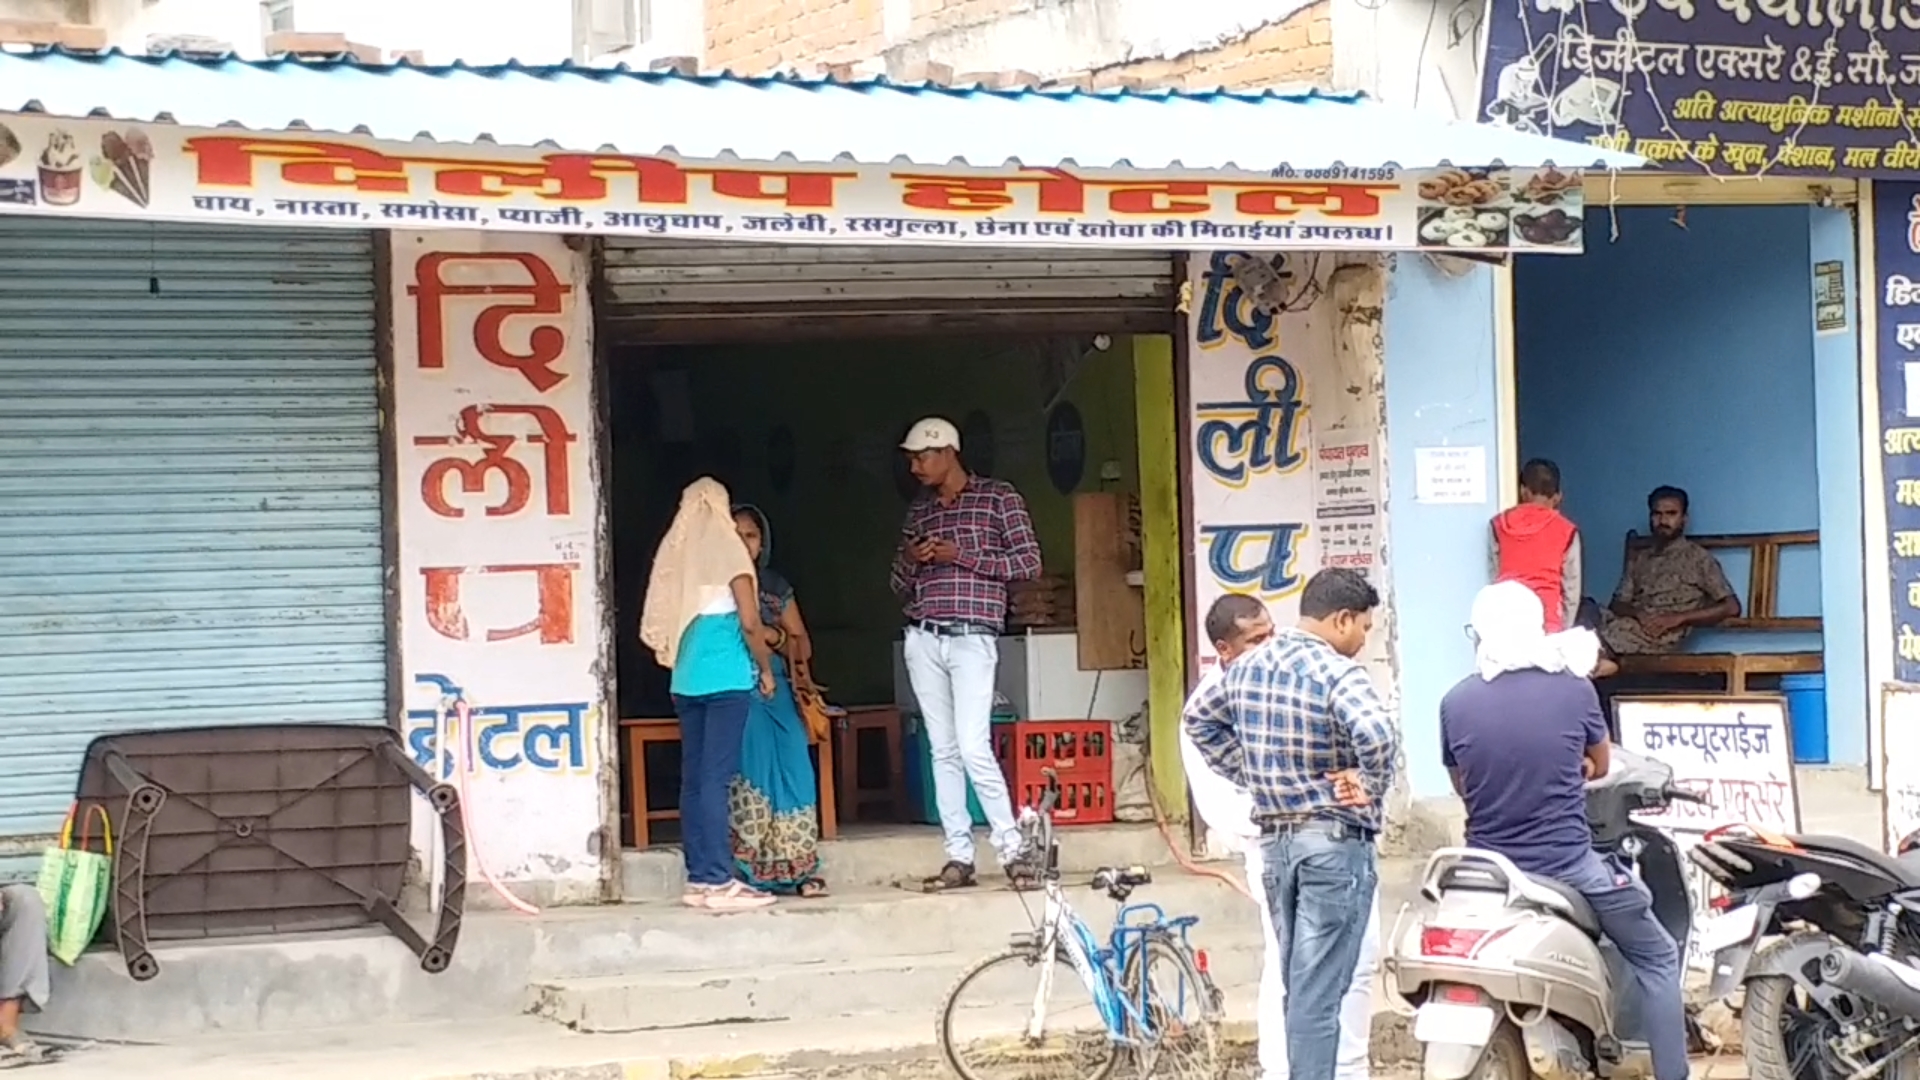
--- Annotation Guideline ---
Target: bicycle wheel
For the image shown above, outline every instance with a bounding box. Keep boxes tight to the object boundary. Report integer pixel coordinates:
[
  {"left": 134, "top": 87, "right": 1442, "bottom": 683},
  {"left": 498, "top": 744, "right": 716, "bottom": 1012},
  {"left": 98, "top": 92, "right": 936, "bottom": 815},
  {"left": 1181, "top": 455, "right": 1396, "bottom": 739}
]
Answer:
[
  {"left": 937, "top": 945, "right": 1121, "bottom": 1080},
  {"left": 1122, "top": 936, "right": 1224, "bottom": 1080}
]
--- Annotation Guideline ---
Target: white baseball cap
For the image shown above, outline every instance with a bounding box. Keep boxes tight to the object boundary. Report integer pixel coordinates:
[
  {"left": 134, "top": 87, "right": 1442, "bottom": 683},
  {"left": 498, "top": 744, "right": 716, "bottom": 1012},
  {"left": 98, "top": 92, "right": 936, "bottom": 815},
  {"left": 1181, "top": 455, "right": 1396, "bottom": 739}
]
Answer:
[{"left": 900, "top": 417, "right": 961, "bottom": 453}]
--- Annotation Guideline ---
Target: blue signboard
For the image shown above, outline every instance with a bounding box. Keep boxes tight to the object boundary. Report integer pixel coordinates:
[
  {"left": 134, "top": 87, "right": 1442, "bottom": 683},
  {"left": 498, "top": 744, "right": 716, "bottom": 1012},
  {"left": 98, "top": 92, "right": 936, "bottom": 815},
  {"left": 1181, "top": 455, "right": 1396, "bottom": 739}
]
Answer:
[
  {"left": 1480, "top": 0, "right": 1920, "bottom": 177},
  {"left": 1877, "top": 182, "right": 1920, "bottom": 681}
]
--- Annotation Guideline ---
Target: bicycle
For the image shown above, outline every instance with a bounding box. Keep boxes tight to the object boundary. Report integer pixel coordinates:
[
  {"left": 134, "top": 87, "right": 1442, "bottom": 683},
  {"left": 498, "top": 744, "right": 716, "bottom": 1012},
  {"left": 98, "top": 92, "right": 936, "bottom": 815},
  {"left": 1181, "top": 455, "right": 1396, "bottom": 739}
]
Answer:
[{"left": 935, "top": 768, "right": 1226, "bottom": 1080}]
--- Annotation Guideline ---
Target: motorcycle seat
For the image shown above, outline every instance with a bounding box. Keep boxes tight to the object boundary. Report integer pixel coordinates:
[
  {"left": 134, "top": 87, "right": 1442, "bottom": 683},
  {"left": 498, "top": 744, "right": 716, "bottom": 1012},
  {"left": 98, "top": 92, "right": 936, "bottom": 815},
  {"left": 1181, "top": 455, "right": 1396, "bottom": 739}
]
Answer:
[
  {"left": 1522, "top": 873, "right": 1603, "bottom": 939},
  {"left": 1794, "top": 834, "right": 1920, "bottom": 887}
]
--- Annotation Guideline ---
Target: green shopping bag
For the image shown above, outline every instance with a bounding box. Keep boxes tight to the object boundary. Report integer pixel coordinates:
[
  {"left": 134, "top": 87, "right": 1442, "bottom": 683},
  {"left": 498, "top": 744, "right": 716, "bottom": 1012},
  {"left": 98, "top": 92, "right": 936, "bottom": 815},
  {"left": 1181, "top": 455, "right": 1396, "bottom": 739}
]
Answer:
[{"left": 34, "top": 803, "right": 112, "bottom": 965}]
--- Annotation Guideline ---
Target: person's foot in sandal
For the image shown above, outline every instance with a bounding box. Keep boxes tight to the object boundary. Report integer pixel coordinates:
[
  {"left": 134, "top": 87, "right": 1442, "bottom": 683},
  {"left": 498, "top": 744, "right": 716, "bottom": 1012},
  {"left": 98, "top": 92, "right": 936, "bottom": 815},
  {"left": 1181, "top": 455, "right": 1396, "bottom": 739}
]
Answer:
[
  {"left": 797, "top": 878, "right": 829, "bottom": 898},
  {"left": 921, "top": 860, "right": 977, "bottom": 893},
  {"left": 705, "top": 881, "right": 776, "bottom": 912}
]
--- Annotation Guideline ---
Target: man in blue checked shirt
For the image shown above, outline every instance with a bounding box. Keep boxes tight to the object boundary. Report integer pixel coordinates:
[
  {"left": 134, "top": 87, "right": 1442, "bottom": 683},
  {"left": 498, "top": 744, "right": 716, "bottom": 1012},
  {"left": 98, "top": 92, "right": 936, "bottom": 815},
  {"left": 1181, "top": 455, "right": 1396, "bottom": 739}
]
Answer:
[{"left": 1184, "top": 568, "right": 1399, "bottom": 1080}]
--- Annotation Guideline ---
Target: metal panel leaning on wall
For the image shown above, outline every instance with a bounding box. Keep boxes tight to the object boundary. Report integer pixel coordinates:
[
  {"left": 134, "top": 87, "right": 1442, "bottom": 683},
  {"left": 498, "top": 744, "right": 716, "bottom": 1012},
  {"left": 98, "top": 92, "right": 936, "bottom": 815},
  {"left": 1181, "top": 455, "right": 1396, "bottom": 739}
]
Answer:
[{"left": 0, "top": 219, "right": 386, "bottom": 855}]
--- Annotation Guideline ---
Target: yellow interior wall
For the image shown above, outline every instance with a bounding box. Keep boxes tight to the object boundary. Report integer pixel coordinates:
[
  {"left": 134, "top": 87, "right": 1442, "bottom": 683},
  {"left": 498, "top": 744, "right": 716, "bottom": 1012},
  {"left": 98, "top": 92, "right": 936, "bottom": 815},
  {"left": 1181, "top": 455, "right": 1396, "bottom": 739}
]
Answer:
[{"left": 1132, "top": 334, "right": 1188, "bottom": 818}]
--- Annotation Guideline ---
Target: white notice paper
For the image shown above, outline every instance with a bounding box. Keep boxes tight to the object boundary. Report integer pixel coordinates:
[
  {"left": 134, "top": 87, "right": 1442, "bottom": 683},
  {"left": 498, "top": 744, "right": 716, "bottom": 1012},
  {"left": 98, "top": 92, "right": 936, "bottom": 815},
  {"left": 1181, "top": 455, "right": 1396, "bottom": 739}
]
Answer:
[
  {"left": 1883, "top": 684, "right": 1920, "bottom": 853},
  {"left": 1906, "top": 362, "right": 1920, "bottom": 418},
  {"left": 1414, "top": 445, "right": 1487, "bottom": 505}
]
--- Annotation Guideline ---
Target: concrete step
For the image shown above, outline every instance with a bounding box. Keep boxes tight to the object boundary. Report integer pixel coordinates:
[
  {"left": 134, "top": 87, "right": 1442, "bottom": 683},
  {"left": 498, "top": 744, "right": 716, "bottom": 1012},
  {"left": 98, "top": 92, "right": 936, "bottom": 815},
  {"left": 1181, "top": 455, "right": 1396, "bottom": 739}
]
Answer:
[
  {"left": 30, "top": 856, "right": 1424, "bottom": 1045},
  {"left": 531, "top": 947, "right": 1269, "bottom": 1033},
  {"left": 620, "top": 821, "right": 1187, "bottom": 901},
  {"left": 532, "top": 874, "right": 1267, "bottom": 982}
]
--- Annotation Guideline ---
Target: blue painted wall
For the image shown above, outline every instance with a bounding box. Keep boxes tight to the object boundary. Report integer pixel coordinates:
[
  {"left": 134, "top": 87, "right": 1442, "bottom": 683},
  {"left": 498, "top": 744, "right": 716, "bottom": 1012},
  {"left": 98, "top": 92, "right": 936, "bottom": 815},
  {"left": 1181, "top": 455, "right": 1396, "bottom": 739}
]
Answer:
[
  {"left": 1514, "top": 206, "right": 1822, "bottom": 655},
  {"left": 1511, "top": 205, "right": 1867, "bottom": 766},
  {"left": 1384, "top": 255, "right": 1500, "bottom": 798},
  {"left": 1809, "top": 206, "right": 1868, "bottom": 767}
]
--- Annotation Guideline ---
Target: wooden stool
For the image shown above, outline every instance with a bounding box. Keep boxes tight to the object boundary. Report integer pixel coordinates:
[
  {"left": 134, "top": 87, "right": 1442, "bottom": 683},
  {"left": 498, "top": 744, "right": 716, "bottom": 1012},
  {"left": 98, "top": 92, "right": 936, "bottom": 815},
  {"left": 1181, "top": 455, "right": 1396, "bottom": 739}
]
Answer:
[
  {"left": 836, "top": 705, "right": 908, "bottom": 825},
  {"left": 621, "top": 715, "right": 840, "bottom": 848},
  {"left": 621, "top": 718, "right": 681, "bottom": 849}
]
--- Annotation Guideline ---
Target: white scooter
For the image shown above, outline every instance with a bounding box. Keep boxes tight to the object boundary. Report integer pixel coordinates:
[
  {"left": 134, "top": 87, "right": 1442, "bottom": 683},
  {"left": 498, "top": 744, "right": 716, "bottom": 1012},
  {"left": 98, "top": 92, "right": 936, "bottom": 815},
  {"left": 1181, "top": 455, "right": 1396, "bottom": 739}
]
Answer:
[{"left": 1382, "top": 748, "right": 1706, "bottom": 1080}]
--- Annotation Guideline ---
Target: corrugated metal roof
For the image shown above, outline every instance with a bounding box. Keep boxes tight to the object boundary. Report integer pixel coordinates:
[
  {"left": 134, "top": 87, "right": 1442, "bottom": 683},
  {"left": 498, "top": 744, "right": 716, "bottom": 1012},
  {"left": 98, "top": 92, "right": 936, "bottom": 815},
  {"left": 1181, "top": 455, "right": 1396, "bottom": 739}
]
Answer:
[{"left": 0, "top": 48, "right": 1642, "bottom": 172}]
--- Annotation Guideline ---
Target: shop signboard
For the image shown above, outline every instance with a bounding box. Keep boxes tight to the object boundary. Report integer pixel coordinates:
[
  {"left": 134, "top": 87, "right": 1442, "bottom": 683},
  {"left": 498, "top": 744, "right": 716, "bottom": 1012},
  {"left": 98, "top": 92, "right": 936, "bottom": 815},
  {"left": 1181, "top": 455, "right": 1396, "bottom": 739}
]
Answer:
[
  {"left": 1877, "top": 181, "right": 1920, "bottom": 683},
  {"left": 0, "top": 113, "right": 1587, "bottom": 254},
  {"left": 1184, "top": 253, "right": 1386, "bottom": 670},
  {"left": 1614, "top": 695, "right": 1798, "bottom": 969},
  {"left": 390, "top": 230, "right": 609, "bottom": 903},
  {"left": 1480, "top": 0, "right": 1920, "bottom": 177}
]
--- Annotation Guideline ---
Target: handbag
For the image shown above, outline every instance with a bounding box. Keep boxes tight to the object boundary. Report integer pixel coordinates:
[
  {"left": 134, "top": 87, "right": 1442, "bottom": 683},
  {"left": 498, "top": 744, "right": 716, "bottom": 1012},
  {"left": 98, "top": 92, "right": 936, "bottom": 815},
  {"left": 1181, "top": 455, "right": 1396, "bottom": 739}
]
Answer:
[
  {"left": 35, "top": 803, "right": 112, "bottom": 965},
  {"left": 790, "top": 660, "right": 838, "bottom": 745}
]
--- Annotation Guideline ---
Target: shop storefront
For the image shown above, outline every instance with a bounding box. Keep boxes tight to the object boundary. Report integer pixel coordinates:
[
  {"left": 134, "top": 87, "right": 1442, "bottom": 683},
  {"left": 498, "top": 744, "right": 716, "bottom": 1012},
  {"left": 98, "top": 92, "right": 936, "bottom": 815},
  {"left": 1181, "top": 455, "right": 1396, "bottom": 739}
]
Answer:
[
  {"left": 1376, "top": 0, "right": 1920, "bottom": 829},
  {"left": 0, "top": 46, "right": 1635, "bottom": 895}
]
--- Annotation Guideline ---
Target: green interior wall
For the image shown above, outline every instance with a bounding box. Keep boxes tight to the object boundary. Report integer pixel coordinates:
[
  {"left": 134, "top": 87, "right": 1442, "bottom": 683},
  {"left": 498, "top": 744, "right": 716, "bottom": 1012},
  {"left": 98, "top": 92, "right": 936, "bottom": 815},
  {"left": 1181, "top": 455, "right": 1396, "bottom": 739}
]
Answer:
[{"left": 613, "top": 336, "right": 1142, "bottom": 710}]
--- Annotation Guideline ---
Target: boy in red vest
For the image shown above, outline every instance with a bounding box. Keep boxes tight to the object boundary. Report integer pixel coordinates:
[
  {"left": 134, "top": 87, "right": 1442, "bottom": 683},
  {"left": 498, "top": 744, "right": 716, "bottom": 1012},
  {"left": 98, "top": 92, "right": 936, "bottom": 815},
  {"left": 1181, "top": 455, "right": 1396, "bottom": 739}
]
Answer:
[{"left": 1490, "top": 458, "right": 1582, "bottom": 633}]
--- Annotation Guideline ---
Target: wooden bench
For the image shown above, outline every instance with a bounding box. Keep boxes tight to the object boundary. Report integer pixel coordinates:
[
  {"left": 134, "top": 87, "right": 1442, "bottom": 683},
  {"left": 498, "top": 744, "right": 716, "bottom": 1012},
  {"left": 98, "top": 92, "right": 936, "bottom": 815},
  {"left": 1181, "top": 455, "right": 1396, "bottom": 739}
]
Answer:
[
  {"left": 620, "top": 717, "right": 837, "bottom": 848},
  {"left": 1613, "top": 529, "right": 1822, "bottom": 693}
]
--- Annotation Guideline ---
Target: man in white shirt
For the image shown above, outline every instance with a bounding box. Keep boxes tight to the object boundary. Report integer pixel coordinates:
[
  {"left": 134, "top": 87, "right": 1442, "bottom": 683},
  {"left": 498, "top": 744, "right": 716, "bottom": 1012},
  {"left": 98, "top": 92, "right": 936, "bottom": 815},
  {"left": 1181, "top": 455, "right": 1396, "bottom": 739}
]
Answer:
[{"left": 1178, "top": 593, "right": 1381, "bottom": 1080}]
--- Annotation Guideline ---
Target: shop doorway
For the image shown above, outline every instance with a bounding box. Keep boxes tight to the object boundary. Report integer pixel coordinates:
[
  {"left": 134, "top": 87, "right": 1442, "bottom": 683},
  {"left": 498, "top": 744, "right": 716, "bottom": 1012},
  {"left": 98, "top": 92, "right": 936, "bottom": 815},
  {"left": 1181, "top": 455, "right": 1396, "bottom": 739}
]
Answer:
[
  {"left": 1510, "top": 203, "right": 1857, "bottom": 759},
  {"left": 601, "top": 241, "right": 1172, "bottom": 852}
]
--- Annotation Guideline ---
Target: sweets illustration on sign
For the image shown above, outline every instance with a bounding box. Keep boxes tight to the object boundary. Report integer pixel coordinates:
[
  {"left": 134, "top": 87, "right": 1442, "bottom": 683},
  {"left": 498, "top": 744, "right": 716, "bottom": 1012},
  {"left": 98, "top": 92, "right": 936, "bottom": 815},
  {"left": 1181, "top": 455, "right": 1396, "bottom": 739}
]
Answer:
[
  {"left": 1415, "top": 168, "right": 1513, "bottom": 250},
  {"left": 39, "top": 130, "right": 81, "bottom": 206}
]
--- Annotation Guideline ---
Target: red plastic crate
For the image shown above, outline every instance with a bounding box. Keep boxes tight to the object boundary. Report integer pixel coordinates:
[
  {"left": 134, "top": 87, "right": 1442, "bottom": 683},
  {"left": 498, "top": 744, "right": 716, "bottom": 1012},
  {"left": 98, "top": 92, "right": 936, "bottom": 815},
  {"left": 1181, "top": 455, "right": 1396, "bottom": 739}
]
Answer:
[{"left": 1009, "top": 720, "right": 1114, "bottom": 825}]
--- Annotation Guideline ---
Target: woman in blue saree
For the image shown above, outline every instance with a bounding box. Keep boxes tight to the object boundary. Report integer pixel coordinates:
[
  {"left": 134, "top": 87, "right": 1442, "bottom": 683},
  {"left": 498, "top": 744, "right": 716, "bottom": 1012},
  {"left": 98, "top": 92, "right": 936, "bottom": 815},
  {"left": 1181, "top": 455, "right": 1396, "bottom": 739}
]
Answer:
[{"left": 728, "top": 505, "right": 828, "bottom": 897}]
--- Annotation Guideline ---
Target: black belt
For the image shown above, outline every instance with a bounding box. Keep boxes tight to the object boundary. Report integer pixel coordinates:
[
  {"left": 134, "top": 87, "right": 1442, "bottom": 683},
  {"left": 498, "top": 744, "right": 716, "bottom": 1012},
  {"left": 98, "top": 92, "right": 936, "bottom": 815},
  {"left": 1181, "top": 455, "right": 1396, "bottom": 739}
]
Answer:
[
  {"left": 1259, "top": 818, "right": 1375, "bottom": 842},
  {"left": 909, "top": 620, "right": 998, "bottom": 637}
]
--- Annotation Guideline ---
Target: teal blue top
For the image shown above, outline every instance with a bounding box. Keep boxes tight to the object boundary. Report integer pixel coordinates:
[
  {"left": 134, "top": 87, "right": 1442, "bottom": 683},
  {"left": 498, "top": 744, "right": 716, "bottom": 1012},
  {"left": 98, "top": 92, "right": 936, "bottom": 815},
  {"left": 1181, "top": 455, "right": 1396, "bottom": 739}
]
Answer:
[{"left": 671, "top": 611, "right": 754, "bottom": 697}]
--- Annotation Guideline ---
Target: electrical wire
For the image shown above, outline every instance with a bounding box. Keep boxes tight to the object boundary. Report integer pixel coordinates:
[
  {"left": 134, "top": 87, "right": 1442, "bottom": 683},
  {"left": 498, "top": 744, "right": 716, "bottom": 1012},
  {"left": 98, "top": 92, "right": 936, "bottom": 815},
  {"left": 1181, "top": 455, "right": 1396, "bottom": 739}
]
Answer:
[{"left": 442, "top": 696, "right": 542, "bottom": 917}]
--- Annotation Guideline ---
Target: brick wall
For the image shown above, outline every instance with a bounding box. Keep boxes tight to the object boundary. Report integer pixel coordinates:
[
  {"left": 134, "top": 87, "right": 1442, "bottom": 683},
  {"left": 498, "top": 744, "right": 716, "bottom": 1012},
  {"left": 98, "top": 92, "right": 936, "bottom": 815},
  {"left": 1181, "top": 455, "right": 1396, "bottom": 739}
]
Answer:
[
  {"left": 1078, "top": 2, "right": 1332, "bottom": 90},
  {"left": 705, "top": 0, "right": 881, "bottom": 74}
]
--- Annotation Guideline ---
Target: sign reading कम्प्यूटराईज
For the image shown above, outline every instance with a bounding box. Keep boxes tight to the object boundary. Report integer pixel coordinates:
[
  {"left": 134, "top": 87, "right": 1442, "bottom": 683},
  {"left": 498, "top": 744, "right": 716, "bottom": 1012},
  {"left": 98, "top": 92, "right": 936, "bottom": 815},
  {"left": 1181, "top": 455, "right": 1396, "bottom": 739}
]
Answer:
[
  {"left": 1876, "top": 183, "right": 1920, "bottom": 683},
  {"left": 1479, "top": 0, "right": 1920, "bottom": 177},
  {"left": 0, "top": 114, "right": 1586, "bottom": 254},
  {"left": 389, "top": 231, "right": 609, "bottom": 901},
  {"left": 1614, "top": 695, "right": 1799, "bottom": 969}
]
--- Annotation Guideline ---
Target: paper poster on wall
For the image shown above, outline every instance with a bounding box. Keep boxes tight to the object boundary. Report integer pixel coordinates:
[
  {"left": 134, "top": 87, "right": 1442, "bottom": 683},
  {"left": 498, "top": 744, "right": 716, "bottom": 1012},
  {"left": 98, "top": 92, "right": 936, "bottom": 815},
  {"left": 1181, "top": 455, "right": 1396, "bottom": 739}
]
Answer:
[
  {"left": 1314, "top": 441, "right": 1380, "bottom": 577},
  {"left": 1814, "top": 260, "right": 1848, "bottom": 335},
  {"left": 1414, "top": 445, "right": 1487, "bottom": 505},
  {"left": 1882, "top": 684, "right": 1920, "bottom": 853},
  {"left": 1616, "top": 695, "right": 1798, "bottom": 969}
]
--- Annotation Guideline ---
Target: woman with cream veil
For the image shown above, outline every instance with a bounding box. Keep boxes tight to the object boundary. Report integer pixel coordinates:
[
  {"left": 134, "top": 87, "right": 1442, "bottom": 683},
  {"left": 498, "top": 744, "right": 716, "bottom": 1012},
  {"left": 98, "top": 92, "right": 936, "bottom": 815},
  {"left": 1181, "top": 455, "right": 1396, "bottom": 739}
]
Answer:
[{"left": 640, "top": 477, "right": 778, "bottom": 911}]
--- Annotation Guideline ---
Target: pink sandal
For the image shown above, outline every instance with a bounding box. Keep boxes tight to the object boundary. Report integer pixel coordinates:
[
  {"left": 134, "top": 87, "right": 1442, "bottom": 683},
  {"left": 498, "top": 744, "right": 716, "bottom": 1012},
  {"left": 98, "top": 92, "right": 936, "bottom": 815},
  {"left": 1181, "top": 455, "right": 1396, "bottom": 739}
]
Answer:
[{"left": 703, "top": 881, "right": 776, "bottom": 912}]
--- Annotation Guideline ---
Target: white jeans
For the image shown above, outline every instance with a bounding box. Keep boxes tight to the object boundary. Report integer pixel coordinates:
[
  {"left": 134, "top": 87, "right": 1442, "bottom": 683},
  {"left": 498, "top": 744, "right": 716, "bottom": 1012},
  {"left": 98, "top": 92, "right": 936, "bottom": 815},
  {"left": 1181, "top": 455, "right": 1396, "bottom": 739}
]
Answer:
[
  {"left": 1247, "top": 843, "right": 1379, "bottom": 1080},
  {"left": 903, "top": 627, "right": 1020, "bottom": 865}
]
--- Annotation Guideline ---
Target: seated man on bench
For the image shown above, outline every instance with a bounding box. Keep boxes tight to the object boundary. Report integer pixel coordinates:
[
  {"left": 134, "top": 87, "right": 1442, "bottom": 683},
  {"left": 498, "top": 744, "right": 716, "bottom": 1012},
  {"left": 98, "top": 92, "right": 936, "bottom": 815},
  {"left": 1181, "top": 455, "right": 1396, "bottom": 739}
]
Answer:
[{"left": 1599, "top": 485, "right": 1740, "bottom": 657}]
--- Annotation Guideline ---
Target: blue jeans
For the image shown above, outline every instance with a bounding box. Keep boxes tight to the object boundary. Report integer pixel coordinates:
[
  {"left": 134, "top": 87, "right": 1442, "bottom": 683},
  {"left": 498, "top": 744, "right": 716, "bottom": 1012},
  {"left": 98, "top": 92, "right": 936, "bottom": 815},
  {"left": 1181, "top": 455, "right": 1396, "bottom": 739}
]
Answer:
[
  {"left": 1260, "top": 823, "right": 1378, "bottom": 1080},
  {"left": 674, "top": 691, "right": 752, "bottom": 887},
  {"left": 1554, "top": 850, "right": 1689, "bottom": 1080}
]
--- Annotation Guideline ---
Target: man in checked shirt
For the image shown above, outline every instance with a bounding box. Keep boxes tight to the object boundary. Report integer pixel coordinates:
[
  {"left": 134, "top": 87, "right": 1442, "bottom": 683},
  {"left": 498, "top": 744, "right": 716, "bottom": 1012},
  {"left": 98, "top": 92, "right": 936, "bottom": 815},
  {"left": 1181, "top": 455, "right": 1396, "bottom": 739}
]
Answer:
[
  {"left": 891, "top": 416, "right": 1044, "bottom": 892},
  {"left": 1184, "top": 568, "right": 1400, "bottom": 1080}
]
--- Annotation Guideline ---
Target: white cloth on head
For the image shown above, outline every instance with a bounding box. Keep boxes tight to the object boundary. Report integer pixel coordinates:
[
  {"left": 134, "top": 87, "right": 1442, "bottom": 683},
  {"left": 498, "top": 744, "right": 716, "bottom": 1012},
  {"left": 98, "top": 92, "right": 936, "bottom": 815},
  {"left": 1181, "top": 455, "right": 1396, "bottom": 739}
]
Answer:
[
  {"left": 1470, "top": 579, "right": 1601, "bottom": 681},
  {"left": 639, "top": 477, "right": 756, "bottom": 670}
]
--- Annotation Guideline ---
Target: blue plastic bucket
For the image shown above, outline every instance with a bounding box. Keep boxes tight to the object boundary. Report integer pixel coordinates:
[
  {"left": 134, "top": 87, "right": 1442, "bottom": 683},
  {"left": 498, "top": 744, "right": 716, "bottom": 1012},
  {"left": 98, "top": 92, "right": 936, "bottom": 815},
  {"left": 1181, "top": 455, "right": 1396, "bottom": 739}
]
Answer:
[{"left": 1781, "top": 672, "right": 1828, "bottom": 764}]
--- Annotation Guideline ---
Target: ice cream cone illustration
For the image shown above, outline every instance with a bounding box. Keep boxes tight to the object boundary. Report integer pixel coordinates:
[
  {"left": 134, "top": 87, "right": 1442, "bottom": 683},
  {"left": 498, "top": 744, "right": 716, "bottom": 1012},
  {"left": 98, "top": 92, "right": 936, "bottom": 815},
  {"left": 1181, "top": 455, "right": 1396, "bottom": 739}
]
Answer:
[
  {"left": 98, "top": 128, "right": 152, "bottom": 208},
  {"left": 39, "top": 130, "right": 81, "bottom": 206}
]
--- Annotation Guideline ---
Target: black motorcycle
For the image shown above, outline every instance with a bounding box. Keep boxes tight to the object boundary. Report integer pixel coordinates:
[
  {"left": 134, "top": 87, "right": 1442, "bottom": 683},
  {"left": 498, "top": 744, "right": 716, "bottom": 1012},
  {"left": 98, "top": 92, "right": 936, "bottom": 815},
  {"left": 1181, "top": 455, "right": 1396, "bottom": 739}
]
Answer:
[{"left": 1689, "top": 826, "right": 1920, "bottom": 1080}]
